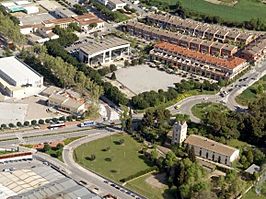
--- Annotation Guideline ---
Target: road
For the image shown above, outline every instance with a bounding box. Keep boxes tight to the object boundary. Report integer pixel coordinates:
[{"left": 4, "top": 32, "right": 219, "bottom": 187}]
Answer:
[
  {"left": 62, "top": 132, "right": 143, "bottom": 199},
  {"left": 167, "top": 61, "right": 266, "bottom": 122},
  {"left": 6, "top": 128, "right": 139, "bottom": 199}
]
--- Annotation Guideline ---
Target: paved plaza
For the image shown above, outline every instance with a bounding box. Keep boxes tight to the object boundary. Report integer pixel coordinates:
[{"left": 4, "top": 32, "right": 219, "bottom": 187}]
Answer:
[{"left": 115, "top": 65, "right": 184, "bottom": 94}]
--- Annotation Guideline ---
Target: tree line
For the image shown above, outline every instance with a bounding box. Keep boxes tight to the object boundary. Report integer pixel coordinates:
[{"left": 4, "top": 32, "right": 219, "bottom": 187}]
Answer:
[
  {"left": 19, "top": 44, "right": 103, "bottom": 101},
  {"left": 0, "top": 6, "right": 25, "bottom": 45},
  {"left": 44, "top": 27, "right": 128, "bottom": 105},
  {"left": 130, "top": 80, "right": 219, "bottom": 110},
  {"left": 89, "top": 0, "right": 129, "bottom": 23}
]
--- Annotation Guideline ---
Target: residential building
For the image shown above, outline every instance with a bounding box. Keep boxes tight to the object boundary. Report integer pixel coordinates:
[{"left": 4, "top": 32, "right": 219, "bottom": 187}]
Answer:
[
  {"left": 240, "top": 34, "right": 266, "bottom": 62},
  {"left": 126, "top": 21, "right": 238, "bottom": 57},
  {"left": 107, "top": 0, "right": 127, "bottom": 11},
  {"left": 42, "top": 17, "right": 76, "bottom": 29},
  {"left": 96, "top": 0, "right": 126, "bottom": 11},
  {"left": 73, "top": 13, "right": 105, "bottom": 33},
  {"left": 0, "top": 152, "right": 33, "bottom": 163},
  {"left": 146, "top": 14, "right": 256, "bottom": 45},
  {"left": 78, "top": 36, "right": 130, "bottom": 65},
  {"left": 43, "top": 13, "right": 104, "bottom": 33},
  {"left": 245, "top": 164, "right": 261, "bottom": 175},
  {"left": 48, "top": 94, "right": 86, "bottom": 115},
  {"left": 150, "top": 42, "right": 247, "bottom": 80},
  {"left": 184, "top": 134, "right": 240, "bottom": 166},
  {"left": 172, "top": 121, "right": 188, "bottom": 145},
  {"left": 0, "top": 56, "right": 43, "bottom": 98}
]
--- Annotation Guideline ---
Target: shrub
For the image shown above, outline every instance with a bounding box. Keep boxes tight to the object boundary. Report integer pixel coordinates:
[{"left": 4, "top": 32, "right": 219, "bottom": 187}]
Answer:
[
  {"left": 24, "top": 121, "right": 30, "bottom": 126},
  {"left": 120, "top": 166, "right": 158, "bottom": 182},
  {"left": 31, "top": 120, "right": 37, "bottom": 126},
  {"left": 52, "top": 118, "right": 58, "bottom": 123},
  {"left": 38, "top": 119, "right": 44, "bottom": 125},
  {"left": 110, "top": 64, "right": 117, "bottom": 72},
  {"left": 9, "top": 123, "right": 15, "bottom": 128},
  {"left": 1, "top": 124, "right": 7, "bottom": 129}
]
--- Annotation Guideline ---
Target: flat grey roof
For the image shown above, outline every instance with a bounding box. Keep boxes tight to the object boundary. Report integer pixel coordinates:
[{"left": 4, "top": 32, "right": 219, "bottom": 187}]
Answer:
[
  {"left": 55, "top": 7, "right": 77, "bottom": 17},
  {"left": 0, "top": 56, "right": 42, "bottom": 86},
  {"left": 80, "top": 36, "right": 130, "bottom": 56}
]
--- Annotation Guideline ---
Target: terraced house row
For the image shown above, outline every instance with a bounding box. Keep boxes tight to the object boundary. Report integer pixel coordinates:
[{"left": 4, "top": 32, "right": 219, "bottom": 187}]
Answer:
[
  {"left": 146, "top": 14, "right": 256, "bottom": 45},
  {"left": 241, "top": 34, "right": 266, "bottom": 62},
  {"left": 150, "top": 42, "right": 247, "bottom": 80},
  {"left": 126, "top": 21, "right": 238, "bottom": 57}
]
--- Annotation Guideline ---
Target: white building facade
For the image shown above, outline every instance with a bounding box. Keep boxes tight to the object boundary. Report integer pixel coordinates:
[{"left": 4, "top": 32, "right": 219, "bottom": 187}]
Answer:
[
  {"left": 172, "top": 121, "right": 187, "bottom": 145},
  {"left": 0, "top": 57, "right": 43, "bottom": 98},
  {"left": 185, "top": 134, "right": 240, "bottom": 166},
  {"left": 78, "top": 37, "right": 130, "bottom": 65}
]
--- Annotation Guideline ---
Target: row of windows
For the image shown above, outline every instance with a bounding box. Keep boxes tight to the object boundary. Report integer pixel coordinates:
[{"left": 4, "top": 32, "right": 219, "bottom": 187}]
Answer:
[{"left": 199, "top": 150, "right": 228, "bottom": 165}]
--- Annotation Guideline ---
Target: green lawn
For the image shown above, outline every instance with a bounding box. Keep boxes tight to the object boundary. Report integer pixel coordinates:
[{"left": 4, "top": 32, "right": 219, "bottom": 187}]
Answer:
[
  {"left": 243, "top": 181, "right": 266, "bottom": 199},
  {"left": 142, "top": 0, "right": 266, "bottom": 22},
  {"left": 126, "top": 173, "right": 176, "bottom": 199},
  {"left": 226, "top": 139, "right": 250, "bottom": 149},
  {"left": 191, "top": 102, "right": 229, "bottom": 120},
  {"left": 236, "top": 75, "right": 266, "bottom": 106},
  {"left": 74, "top": 133, "right": 152, "bottom": 183},
  {"left": 0, "top": 151, "right": 14, "bottom": 155},
  {"left": 179, "top": 0, "right": 266, "bottom": 22}
]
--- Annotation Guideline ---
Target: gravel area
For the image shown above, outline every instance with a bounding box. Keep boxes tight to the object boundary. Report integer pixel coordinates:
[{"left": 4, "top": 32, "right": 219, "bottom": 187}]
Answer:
[{"left": 115, "top": 65, "right": 184, "bottom": 94}]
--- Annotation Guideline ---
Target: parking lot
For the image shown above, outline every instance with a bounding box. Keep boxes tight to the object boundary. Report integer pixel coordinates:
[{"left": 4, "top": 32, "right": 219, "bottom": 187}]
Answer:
[
  {"left": 0, "top": 102, "right": 28, "bottom": 125},
  {"left": 18, "top": 95, "right": 65, "bottom": 121},
  {"left": 115, "top": 64, "right": 185, "bottom": 95}
]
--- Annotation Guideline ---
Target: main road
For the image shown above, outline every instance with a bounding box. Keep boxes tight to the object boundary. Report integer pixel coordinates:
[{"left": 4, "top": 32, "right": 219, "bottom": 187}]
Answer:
[
  {"left": 13, "top": 128, "right": 141, "bottom": 199},
  {"left": 167, "top": 60, "right": 266, "bottom": 122}
]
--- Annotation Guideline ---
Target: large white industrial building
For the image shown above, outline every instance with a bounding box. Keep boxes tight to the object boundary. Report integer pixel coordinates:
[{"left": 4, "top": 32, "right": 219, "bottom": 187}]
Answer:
[{"left": 0, "top": 56, "right": 43, "bottom": 98}]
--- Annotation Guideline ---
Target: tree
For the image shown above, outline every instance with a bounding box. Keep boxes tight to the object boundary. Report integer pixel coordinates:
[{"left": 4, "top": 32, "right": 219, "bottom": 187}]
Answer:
[
  {"left": 89, "top": 23, "right": 97, "bottom": 28},
  {"left": 8, "top": 123, "right": 15, "bottom": 128},
  {"left": 110, "top": 72, "right": 116, "bottom": 80},
  {"left": 45, "top": 119, "right": 50, "bottom": 123},
  {"left": 24, "top": 121, "right": 30, "bottom": 126},
  {"left": 16, "top": 122, "right": 22, "bottom": 127},
  {"left": 188, "top": 146, "right": 196, "bottom": 162},
  {"left": 56, "top": 143, "right": 64, "bottom": 150},
  {"left": 73, "top": 4, "right": 88, "bottom": 15},
  {"left": 43, "top": 143, "right": 51, "bottom": 152},
  {"left": 31, "top": 120, "right": 37, "bottom": 126},
  {"left": 69, "top": 22, "right": 81, "bottom": 32},
  {"left": 110, "top": 64, "right": 117, "bottom": 72},
  {"left": 38, "top": 119, "right": 44, "bottom": 125},
  {"left": 164, "top": 151, "right": 177, "bottom": 168},
  {"left": 1, "top": 124, "right": 7, "bottom": 129},
  {"left": 124, "top": 60, "right": 129, "bottom": 67},
  {"left": 120, "top": 106, "right": 129, "bottom": 131}
]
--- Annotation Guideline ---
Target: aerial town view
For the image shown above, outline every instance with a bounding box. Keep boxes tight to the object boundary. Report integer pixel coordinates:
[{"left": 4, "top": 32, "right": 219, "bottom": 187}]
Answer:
[{"left": 0, "top": 0, "right": 265, "bottom": 198}]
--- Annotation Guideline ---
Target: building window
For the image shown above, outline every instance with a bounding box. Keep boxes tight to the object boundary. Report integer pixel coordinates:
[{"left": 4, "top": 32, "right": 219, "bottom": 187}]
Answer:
[
  {"left": 199, "top": 150, "right": 202, "bottom": 156},
  {"left": 206, "top": 152, "right": 208, "bottom": 159},
  {"left": 212, "top": 154, "right": 215, "bottom": 161},
  {"left": 218, "top": 156, "right": 221, "bottom": 163},
  {"left": 225, "top": 159, "right": 227, "bottom": 165}
]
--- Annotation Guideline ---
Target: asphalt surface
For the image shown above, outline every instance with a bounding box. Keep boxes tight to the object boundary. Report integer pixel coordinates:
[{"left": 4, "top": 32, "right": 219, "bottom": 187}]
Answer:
[
  {"left": 167, "top": 60, "right": 266, "bottom": 122},
  {"left": 62, "top": 132, "right": 142, "bottom": 199}
]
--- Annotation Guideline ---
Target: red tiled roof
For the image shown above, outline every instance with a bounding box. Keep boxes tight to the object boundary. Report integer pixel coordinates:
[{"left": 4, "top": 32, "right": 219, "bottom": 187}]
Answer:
[{"left": 155, "top": 42, "right": 246, "bottom": 69}]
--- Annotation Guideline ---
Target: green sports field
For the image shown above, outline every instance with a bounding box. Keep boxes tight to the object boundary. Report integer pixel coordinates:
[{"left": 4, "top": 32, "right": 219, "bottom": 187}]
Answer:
[
  {"left": 179, "top": 0, "right": 266, "bottom": 22},
  {"left": 145, "top": 0, "right": 266, "bottom": 23}
]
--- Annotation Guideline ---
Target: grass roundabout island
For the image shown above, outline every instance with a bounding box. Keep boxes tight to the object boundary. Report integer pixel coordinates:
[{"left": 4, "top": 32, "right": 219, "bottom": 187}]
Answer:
[{"left": 191, "top": 102, "right": 229, "bottom": 120}]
